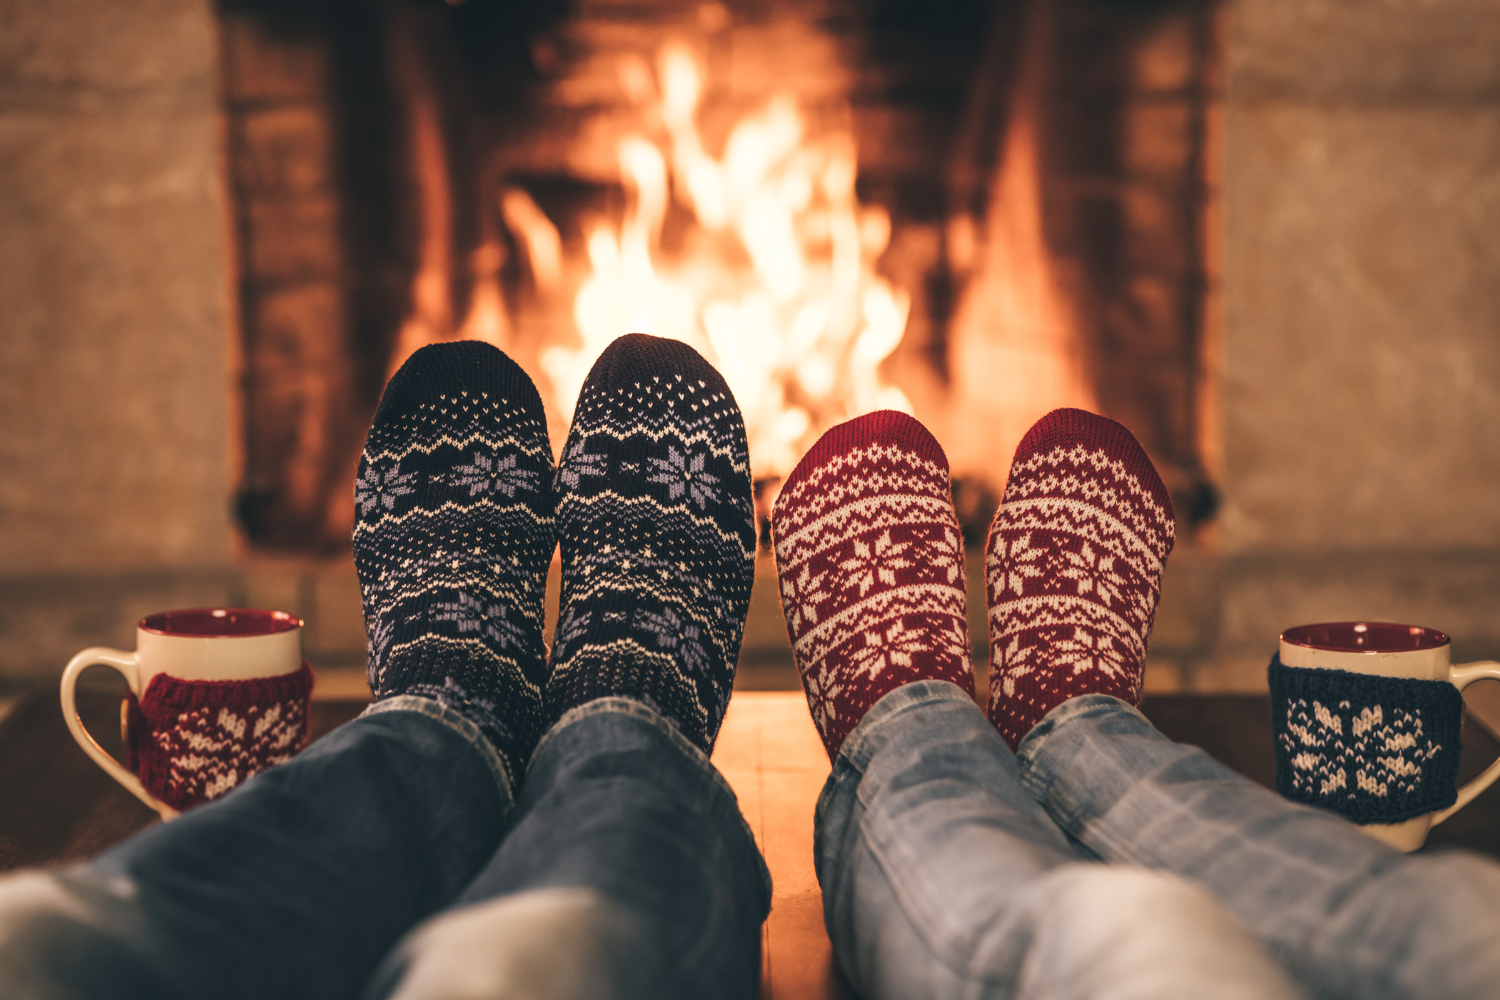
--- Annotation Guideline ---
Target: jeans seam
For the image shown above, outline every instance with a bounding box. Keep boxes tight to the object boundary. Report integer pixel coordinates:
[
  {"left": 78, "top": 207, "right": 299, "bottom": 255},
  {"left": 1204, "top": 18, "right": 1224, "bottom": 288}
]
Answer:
[
  {"left": 361, "top": 696, "right": 515, "bottom": 804},
  {"left": 536, "top": 696, "right": 773, "bottom": 901}
]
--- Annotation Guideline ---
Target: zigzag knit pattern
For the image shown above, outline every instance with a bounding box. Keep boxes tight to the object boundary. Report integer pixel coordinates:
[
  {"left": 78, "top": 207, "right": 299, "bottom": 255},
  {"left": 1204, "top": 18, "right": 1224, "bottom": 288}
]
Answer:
[
  {"left": 986, "top": 408, "right": 1175, "bottom": 749},
  {"left": 1269, "top": 656, "right": 1461, "bottom": 823},
  {"left": 126, "top": 664, "right": 313, "bottom": 811},
  {"left": 354, "top": 341, "right": 554, "bottom": 783},
  {"left": 546, "top": 334, "right": 756, "bottom": 755},
  {"left": 773, "top": 411, "right": 974, "bottom": 761}
]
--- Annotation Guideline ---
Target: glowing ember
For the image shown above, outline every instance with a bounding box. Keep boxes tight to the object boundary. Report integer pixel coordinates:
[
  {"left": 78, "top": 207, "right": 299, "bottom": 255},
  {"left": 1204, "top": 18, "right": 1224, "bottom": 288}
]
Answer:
[{"left": 538, "top": 43, "right": 912, "bottom": 479}]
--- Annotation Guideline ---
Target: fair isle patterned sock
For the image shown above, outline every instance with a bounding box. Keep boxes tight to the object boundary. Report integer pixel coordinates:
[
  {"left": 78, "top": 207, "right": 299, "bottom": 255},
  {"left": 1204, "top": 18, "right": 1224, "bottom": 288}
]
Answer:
[
  {"left": 354, "top": 341, "right": 554, "bottom": 783},
  {"left": 985, "top": 408, "right": 1175, "bottom": 750},
  {"left": 546, "top": 334, "right": 756, "bottom": 754},
  {"left": 773, "top": 410, "right": 974, "bottom": 762}
]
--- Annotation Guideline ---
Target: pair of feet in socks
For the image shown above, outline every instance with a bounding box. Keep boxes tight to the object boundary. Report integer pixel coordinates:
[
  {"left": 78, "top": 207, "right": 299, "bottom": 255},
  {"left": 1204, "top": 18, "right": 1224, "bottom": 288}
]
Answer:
[
  {"left": 773, "top": 407, "right": 1176, "bottom": 759},
  {"left": 353, "top": 335, "right": 758, "bottom": 785}
]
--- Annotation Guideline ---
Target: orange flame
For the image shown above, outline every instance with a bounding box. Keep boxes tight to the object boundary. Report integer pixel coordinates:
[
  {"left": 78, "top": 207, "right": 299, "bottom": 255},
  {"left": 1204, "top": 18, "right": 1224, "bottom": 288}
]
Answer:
[{"left": 537, "top": 42, "right": 911, "bottom": 479}]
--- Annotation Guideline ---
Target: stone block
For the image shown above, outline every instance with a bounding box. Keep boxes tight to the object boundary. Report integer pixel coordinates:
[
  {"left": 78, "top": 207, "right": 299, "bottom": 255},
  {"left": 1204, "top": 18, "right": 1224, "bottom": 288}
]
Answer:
[
  {"left": 245, "top": 196, "right": 341, "bottom": 283},
  {"left": 1131, "top": 12, "right": 1197, "bottom": 94},
  {"left": 1230, "top": 0, "right": 1500, "bottom": 102},
  {"left": 1222, "top": 104, "right": 1500, "bottom": 551},
  {"left": 0, "top": 106, "right": 232, "bottom": 573},
  {"left": 248, "top": 282, "right": 344, "bottom": 370},
  {"left": 219, "top": 10, "right": 329, "bottom": 105},
  {"left": 1123, "top": 98, "right": 1194, "bottom": 177},
  {"left": 233, "top": 106, "right": 335, "bottom": 197},
  {"left": 0, "top": 0, "right": 214, "bottom": 93},
  {"left": 1122, "top": 183, "right": 1190, "bottom": 275}
]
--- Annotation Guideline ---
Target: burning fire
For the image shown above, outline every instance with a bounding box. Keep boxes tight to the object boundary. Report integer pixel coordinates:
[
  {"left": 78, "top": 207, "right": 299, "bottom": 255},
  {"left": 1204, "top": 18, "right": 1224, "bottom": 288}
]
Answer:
[{"left": 535, "top": 43, "right": 912, "bottom": 479}]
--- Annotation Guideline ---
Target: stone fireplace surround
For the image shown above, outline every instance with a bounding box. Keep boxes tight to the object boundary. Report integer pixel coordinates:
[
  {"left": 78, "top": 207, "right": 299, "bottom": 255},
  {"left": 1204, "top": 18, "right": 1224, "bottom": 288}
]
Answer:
[{"left": 2, "top": 0, "right": 1498, "bottom": 694}]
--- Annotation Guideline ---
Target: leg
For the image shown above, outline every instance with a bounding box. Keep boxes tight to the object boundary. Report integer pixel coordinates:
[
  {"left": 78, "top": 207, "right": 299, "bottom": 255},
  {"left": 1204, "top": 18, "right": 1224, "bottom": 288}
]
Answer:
[
  {"left": 776, "top": 412, "right": 1296, "bottom": 999},
  {"left": 0, "top": 341, "right": 557, "bottom": 998},
  {"left": 368, "top": 334, "right": 767, "bottom": 999},
  {"left": 1020, "top": 695, "right": 1500, "bottom": 1000},
  {"left": 0, "top": 700, "right": 509, "bottom": 1000},
  {"left": 363, "top": 699, "right": 769, "bottom": 1000},
  {"left": 983, "top": 408, "right": 1500, "bottom": 999}
]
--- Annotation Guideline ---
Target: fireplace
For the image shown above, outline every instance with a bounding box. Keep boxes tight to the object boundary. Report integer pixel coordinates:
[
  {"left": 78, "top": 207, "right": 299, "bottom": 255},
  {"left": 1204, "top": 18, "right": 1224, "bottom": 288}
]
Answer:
[
  {"left": 3, "top": 0, "right": 1497, "bottom": 696},
  {"left": 218, "top": 0, "right": 1222, "bottom": 553}
]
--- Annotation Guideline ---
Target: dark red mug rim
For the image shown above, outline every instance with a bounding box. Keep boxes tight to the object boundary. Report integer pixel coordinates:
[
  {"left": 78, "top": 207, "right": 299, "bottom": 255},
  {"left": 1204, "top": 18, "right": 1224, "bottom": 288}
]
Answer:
[
  {"left": 140, "top": 608, "right": 302, "bottom": 638},
  {"left": 1282, "top": 621, "right": 1449, "bottom": 653}
]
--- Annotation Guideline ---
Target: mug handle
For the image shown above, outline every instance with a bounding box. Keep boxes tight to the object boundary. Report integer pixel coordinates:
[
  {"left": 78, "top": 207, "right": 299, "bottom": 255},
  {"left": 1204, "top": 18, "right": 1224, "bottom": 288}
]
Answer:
[
  {"left": 60, "top": 648, "right": 178, "bottom": 821},
  {"left": 1432, "top": 660, "right": 1500, "bottom": 827}
]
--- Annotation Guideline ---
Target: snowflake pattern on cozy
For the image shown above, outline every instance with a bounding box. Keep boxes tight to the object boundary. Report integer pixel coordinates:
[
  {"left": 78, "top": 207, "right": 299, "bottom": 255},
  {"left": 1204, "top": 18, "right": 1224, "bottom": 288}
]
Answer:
[
  {"left": 546, "top": 334, "right": 756, "bottom": 755},
  {"left": 1268, "top": 657, "right": 1462, "bottom": 823},
  {"left": 127, "top": 664, "right": 313, "bottom": 811},
  {"left": 772, "top": 410, "right": 974, "bottom": 761},
  {"left": 985, "top": 408, "right": 1176, "bottom": 750},
  {"left": 352, "top": 341, "right": 555, "bottom": 784}
]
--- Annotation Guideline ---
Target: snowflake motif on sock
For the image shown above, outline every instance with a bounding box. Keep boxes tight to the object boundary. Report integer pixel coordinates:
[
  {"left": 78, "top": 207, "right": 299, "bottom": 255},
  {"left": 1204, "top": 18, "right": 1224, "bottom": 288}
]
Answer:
[
  {"left": 555, "top": 607, "right": 592, "bottom": 651},
  {"left": 632, "top": 606, "right": 710, "bottom": 675},
  {"left": 451, "top": 451, "right": 539, "bottom": 498},
  {"left": 995, "top": 532, "right": 1047, "bottom": 596},
  {"left": 432, "top": 591, "right": 528, "bottom": 650},
  {"left": 355, "top": 462, "right": 418, "bottom": 515},
  {"left": 1056, "top": 542, "right": 1128, "bottom": 610},
  {"left": 839, "top": 529, "right": 913, "bottom": 597},
  {"left": 925, "top": 529, "right": 963, "bottom": 584},
  {"left": 848, "top": 619, "right": 927, "bottom": 680},
  {"left": 556, "top": 439, "right": 608, "bottom": 489},
  {"left": 781, "top": 564, "right": 830, "bottom": 632},
  {"left": 646, "top": 445, "right": 721, "bottom": 510},
  {"left": 997, "top": 635, "right": 1033, "bottom": 697},
  {"left": 1054, "top": 626, "right": 1128, "bottom": 680},
  {"left": 366, "top": 616, "right": 395, "bottom": 665},
  {"left": 804, "top": 663, "right": 844, "bottom": 735}
]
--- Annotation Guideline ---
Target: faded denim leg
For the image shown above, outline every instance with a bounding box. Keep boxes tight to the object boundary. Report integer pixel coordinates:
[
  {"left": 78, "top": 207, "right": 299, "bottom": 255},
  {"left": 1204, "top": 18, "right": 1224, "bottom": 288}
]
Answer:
[
  {"left": 0, "top": 697, "right": 512, "bottom": 1000},
  {"left": 817, "top": 680, "right": 1298, "bottom": 1000},
  {"left": 1020, "top": 693, "right": 1500, "bottom": 1000},
  {"left": 364, "top": 696, "right": 772, "bottom": 1000}
]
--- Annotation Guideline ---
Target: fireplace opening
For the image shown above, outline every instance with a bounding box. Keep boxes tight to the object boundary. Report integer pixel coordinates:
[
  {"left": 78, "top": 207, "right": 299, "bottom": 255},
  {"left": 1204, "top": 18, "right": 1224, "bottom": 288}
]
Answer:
[{"left": 218, "top": 0, "right": 1221, "bottom": 555}]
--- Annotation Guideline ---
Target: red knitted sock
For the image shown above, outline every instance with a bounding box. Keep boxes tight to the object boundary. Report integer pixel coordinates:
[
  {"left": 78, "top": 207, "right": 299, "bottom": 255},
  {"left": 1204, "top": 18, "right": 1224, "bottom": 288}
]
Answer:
[
  {"left": 773, "top": 410, "right": 974, "bottom": 761},
  {"left": 986, "top": 408, "right": 1176, "bottom": 749}
]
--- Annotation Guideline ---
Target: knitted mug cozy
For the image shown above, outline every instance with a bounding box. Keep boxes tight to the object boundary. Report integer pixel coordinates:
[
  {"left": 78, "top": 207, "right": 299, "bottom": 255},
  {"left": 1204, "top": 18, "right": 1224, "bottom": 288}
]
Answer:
[
  {"left": 125, "top": 663, "right": 314, "bottom": 811},
  {"left": 1269, "top": 655, "right": 1462, "bottom": 824}
]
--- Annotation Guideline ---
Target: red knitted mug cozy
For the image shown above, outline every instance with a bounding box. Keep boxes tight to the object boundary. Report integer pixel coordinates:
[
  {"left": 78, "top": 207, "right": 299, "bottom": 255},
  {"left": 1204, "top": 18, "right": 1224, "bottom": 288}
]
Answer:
[{"left": 125, "top": 663, "right": 314, "bottom": 811}]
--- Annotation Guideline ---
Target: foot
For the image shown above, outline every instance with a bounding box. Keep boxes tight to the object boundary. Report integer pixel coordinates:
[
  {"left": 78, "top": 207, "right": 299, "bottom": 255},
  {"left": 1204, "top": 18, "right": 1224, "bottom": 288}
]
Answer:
[
  {"left": 353, "top": 341, "right": 555, "bottom": 782},
  {"left": 772, "top": 410, "right": 974, "bottom": 761},
  {"left": 546, "top": 334, "right": 756, "bottom": 754},
  {"left": 985, "top": 408, "right": 1175, "bottom": 749}
]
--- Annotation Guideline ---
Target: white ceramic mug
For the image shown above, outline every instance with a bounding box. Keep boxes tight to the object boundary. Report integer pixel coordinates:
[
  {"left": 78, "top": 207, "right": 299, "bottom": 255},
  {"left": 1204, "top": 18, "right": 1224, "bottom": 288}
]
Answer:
[
  {"left": 1278, "top": 621, "right": 1500, "bottom": 851},
  {"left": 61, "top": 608, "right": 307, "bottom": 820}
]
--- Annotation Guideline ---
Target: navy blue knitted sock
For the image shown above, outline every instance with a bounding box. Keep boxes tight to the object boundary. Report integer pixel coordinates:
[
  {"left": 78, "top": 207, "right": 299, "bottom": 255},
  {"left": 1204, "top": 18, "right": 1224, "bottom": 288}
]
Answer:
[
  {"left": 546, "top": 334, "right": 756, "bottom": 753},
  {"left": 353, "top": 341, "right": 554, "bottom": 783}
]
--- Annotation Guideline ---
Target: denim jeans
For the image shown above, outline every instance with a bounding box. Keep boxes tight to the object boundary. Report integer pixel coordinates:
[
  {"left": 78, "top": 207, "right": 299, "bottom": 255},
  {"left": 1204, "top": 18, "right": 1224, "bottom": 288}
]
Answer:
[
  {"left": 819, "top": 680, "right": 1500, "bottom": 1000},
  {"left": 0, "top": 695, "right": 769, "bottom": 1000}
]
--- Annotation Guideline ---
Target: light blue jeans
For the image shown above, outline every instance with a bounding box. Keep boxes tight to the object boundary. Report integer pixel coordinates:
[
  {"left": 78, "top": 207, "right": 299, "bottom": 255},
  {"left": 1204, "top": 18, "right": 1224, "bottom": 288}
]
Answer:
[
  {"left": 820, "top": 680, "right": 1500, "bottom": 1000},
  {"left": 0, "top": 696, "right": 769, "bottom": 1000}
]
